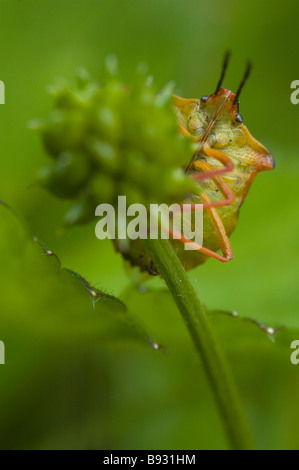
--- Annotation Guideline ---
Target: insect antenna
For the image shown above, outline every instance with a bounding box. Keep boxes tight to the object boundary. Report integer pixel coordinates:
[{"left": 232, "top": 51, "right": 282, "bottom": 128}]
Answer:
[
  {"left": 233, "top": 61, "right": 252, "bottom": 105},
  {"left": 214, "top": 50, "right": 231, "bottom": 94}
]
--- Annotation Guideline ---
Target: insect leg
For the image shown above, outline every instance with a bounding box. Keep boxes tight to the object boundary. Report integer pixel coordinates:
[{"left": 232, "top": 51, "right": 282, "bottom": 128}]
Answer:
[
  {"left": 169, "top": 160, "right": 234, "bottom": 261},
  {"left": 180, "top": 155, "right": 235, "bottom": 213},
  {"left": 193, "top": 142, "right": 235, "bottom": 180},
  {"left": 192, "top": 160, "right": 235, "bottom": 208},
  {"left": 167, "top": 190, "right": 233, "bottom": 262},
  {"left": 178, "top": 122, "right": 202, "bottom": 141},
  {"left": 158, "top": 134, "right": 234, "bottom": 261},
  {"left": 167, "top": 225, "right": 233, "bottom": 262},
  {"left": 199, "top": 191, "right": 233, "bottom": 261}
]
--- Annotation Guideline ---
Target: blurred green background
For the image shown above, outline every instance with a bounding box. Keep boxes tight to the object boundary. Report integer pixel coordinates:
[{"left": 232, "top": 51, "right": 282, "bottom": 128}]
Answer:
[{"left": 0, "top": 0, "right": 299, "bottom": 450}]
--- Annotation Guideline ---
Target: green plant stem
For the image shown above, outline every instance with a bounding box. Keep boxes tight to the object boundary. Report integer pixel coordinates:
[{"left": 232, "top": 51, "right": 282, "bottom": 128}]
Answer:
[{"left": 144, "top": 237, "right": 254, "bottom": 450}]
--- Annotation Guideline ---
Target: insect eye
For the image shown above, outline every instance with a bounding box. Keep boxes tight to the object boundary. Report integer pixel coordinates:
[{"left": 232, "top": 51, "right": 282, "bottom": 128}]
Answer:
[
  {"left": 200, "top": 96, "right": 209, "bottom": 104},
  {"left": 235, "top": 113, "right": 243, "bottom": 123}
]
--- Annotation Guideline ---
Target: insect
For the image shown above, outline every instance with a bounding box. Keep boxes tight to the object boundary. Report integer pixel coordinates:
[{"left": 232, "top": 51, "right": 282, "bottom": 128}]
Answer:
[
  {"left": 119, "top": 53, "right": 274, "bottom": 274},
  {"left": 167, "top": 52, "right": 274, "bottom": 271}
]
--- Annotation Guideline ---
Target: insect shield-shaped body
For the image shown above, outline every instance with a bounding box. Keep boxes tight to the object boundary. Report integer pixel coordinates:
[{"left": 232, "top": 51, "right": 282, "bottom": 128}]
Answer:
[{"left": 170, "top": 53, "right": 274, "bottom": 271}]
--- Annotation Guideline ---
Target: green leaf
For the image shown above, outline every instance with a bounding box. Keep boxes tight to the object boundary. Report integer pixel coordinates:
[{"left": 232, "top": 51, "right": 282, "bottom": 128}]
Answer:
[{"left": 0, "top": 202, "right": 154, "bottom": 347}]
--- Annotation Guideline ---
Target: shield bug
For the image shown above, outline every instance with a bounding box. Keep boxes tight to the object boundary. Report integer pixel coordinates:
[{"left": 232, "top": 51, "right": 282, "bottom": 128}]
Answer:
[{"left": 169, "top": 52, "right": 274, "bottom": 271}]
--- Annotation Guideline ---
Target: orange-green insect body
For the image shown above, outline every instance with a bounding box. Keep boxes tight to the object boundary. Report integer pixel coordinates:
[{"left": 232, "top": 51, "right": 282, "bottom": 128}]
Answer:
[
  {"left": 172, "top": 85, "right": 274, "bottom": 270},
  {"left": 118, "top": 55, "right": 274, "bottom": 274}
]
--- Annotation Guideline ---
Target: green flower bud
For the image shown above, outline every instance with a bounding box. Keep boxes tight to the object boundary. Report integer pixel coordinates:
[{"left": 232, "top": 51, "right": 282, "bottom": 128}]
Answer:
[
  {"left": 38, "top": 151, "right": 91, "bottom": 198},
  {"left": 87, "top": 137, "right": 120, "bottom": 174},
  {"left": 42, "top": 109, "right": 88, "bottom": 157},
  {"left": 34, "top": 59, "right": 197, "bottom": 238}
]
